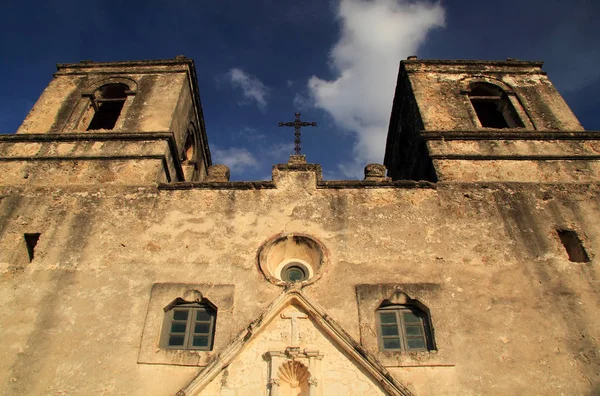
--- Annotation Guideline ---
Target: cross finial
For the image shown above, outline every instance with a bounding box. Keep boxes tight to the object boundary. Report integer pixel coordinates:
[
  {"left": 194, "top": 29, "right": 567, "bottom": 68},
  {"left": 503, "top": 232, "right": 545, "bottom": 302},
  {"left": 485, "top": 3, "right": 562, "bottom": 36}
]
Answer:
[{"left": 278, "top": 113, "right": 317, "bottom": 155}]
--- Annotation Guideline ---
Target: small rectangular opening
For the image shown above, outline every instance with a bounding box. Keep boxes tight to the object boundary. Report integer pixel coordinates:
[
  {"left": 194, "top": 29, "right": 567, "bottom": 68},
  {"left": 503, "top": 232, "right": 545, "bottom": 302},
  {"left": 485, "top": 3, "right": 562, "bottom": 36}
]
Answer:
[
  {"left": 87, "top": 100, "right": 125, "bottom": 130},
  {"left": 471, "top": 99, "right": 509, "bottom": 128},
  {"left": 557, "top": 229, "right": 589, "bottom": 263},
  {"left": 24, "top": 233, "right": 40, "bottom": 262}
]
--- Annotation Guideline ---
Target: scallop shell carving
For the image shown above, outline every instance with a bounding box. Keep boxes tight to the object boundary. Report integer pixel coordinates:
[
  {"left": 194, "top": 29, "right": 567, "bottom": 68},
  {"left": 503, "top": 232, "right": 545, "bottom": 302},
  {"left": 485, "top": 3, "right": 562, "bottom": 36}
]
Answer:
[{"left": 278, "top": 360, "right": 309, "bottom": 388}]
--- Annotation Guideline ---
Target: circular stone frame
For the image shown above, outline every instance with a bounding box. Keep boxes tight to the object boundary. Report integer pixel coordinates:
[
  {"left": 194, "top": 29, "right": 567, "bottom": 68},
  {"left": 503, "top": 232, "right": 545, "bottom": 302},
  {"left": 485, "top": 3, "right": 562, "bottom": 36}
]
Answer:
[{"left": 257, "top": 233, "right": 328, "bottom": 286}]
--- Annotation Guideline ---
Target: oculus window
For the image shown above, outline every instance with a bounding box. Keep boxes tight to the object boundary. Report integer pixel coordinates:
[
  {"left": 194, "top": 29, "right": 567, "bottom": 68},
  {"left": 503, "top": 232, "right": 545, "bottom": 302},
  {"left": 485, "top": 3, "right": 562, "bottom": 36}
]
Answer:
[
  {"left": 377, "top": 305, "right": 434, "bottom": 351},
  {"left": 161, "top": 303, "right": 216, "bottom": 350},
  {"left": 281, "top": 262, "right": 309, "bottom": 282}
]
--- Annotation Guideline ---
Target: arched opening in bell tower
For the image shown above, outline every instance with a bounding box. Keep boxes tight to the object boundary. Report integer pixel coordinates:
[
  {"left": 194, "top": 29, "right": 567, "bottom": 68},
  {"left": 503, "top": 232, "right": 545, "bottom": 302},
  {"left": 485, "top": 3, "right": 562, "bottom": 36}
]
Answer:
[{"left": 86, "top": 83, "right": 128, "bottom": 130}]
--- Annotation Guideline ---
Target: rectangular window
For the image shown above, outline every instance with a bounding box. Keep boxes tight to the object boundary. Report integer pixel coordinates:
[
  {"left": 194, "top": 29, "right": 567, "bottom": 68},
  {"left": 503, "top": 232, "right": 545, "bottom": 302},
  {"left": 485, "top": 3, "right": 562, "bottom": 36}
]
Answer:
[
  {"left": 471, "top": 99, "right": 509, "bottom": 129},
  {"left": 377, "top": 307, "right": 430, "bottom": 351},
  {"left": 86, "top": 84, "right": 128, "bottom": 131},
  {"left": 162, "top": 304, "right": 216, "bottom": 350},
  {"left": 468, "top": 83, "right": 525, "bottom": 129},
  {"left": 87, "top": 100, "right": 125, "bottom": 130}
]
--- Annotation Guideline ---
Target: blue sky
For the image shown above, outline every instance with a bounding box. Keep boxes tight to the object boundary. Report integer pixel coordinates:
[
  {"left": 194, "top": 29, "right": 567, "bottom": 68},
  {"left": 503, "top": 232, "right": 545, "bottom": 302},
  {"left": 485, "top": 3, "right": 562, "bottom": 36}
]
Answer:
[{"left": 1, "top": 0, "right": 599, "bottom": 181}]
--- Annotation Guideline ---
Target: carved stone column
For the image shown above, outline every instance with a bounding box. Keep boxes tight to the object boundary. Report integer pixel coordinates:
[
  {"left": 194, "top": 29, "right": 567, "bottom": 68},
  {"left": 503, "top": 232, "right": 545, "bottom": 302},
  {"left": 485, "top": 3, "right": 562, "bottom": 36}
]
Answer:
[
  {"left": 305, "top": 349, "right": 323, "bottom": 396},
  {"left": 307, "top": 378, "right": 318, "bottom": 396},
  {"left": 268, "top": 379, "right": 280, "bottom": 396},
  {"left": 267, "top": 351, "right": 284, "bottom": 396}
]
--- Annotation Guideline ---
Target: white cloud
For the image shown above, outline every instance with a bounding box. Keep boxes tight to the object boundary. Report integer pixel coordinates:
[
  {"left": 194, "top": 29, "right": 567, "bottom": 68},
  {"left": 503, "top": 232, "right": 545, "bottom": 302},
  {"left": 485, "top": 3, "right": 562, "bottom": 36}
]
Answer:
[
  {"left": 211, "top": 146, "right": 259, "bottom": 173},
  {"left": 293, "top": 93, "right": 311, "bottom": 110},
  {"left": 238, "top": 126, "right": 266, "bottom": 141},
  {"left": 307, "top": 0, "right": 445, "bottom": 178},
  {"left": 266, "top": 142, "right": 295, "bottom": 160},
  {"left": 227, "top": 68, "right": 269, "bottom": 110}
]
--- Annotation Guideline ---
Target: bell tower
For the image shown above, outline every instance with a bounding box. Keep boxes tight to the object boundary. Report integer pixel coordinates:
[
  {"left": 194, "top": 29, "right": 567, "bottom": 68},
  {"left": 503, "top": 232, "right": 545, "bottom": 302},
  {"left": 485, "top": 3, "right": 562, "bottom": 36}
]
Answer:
[
  {"left": 10, "top": 56, "right": 210, "bottom": 184},
  {"left": 384, "top": 58, "right": 597, "bottom": 183}
]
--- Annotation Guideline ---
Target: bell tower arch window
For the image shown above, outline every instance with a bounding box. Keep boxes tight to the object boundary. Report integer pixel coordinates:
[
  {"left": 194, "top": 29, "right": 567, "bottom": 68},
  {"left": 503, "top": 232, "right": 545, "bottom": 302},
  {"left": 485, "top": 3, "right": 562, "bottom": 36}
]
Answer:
[
  {"left": 182, "top": 128, "right": 196, "bottom": 164},
  {"left": 66, "top": 78, "right": 137, "bottom": 132},
  {"left": 86, "top": 84, "right": 128, "bottom": 130},
  {"left": 467, "top": 82, "right": 524, "bottom": 129},
  {"left": 181, "top": 123, "right": 199, "bottom": 181}
]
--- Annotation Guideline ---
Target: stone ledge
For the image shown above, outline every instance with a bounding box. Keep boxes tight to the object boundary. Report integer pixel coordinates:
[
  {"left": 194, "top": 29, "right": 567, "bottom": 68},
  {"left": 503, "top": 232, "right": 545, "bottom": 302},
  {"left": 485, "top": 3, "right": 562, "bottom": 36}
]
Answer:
[
  {"left": 56, "top": 57, "right": 195, "bottom": 70},
  {"left": 0, "top": 132, "right": 184, "bottom": 182},
  {"left": 430, "top": 155, "right": 600, "bottom": 161},
  {"left": 158, "top": 180, "right": 436, "bottom": 190},
  {"left": 403, "top": 59, "right": 544, "bottom": 67},
  {"left": 421, "top": 131, "right": 600, "bottom": 140},
  {"left": 0, "top": 132, "right": 176, "bottom": 141},
  {"left": 158, "top": 181, "right": 276, "bottom": 190},
  {"left": 318, "top": 180, "right": 435, "bottom": 189},
  {"left": 402, "top": 59, "right": 545, "bottom": 75}
]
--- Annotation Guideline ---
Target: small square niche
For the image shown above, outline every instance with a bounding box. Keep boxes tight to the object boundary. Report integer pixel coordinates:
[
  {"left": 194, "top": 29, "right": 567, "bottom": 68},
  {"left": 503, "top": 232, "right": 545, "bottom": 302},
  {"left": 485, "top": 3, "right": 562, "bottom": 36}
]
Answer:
[{"left": 556, "top": 229, "right": 589, "bottom": 263}]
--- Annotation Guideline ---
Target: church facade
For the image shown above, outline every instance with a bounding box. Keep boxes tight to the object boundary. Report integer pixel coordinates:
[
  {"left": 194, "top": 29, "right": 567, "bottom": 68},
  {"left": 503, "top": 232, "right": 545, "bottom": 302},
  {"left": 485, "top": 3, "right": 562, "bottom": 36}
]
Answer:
[{"left": 0, "top": 57, "right": 598, "bottom": 395}]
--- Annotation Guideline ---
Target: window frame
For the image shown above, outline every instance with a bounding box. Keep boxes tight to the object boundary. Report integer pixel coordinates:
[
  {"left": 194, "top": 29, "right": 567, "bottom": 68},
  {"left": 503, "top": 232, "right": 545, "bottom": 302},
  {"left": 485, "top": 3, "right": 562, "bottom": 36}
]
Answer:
[
  {"left": 160, "top": 302, "right": 216, "bottom": 351},
  {"left": 86, "top": 84, "right": 129, "bottom": 131},
  {"left": 376, "top": 305, "right": 433, "bottom": 352},
  {"left": 466, "top": 82, "right": 525, "bottom": 129}
]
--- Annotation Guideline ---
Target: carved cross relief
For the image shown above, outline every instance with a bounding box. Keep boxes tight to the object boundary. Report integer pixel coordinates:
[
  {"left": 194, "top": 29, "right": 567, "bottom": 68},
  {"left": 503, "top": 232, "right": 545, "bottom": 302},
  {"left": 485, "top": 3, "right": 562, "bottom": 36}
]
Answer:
[{"left": 281, "top": 311, "right": 308, "bottom": 346}]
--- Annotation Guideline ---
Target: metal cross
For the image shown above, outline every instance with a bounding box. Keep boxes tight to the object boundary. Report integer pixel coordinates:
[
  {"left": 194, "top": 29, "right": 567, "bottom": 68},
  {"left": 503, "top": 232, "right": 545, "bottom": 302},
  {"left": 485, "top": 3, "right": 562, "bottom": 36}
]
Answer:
[
  {"left": 280, "top": 311, "right": 308, "bottom": 346},
  {"left": 278, "top": 113, "right": 317, "bottom": 155}
]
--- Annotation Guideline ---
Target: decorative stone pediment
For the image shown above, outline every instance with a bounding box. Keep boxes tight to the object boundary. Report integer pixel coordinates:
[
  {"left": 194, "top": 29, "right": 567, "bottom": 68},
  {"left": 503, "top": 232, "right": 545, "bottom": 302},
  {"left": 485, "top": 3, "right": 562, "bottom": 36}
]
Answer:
[{"left": 177, "top": 289, "right": 413, "bottom": 396}]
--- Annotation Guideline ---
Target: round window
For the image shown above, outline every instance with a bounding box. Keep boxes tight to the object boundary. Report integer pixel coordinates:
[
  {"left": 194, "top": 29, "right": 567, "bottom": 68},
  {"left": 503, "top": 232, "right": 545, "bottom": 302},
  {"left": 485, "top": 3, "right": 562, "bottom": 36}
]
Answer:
[{"left": 281, "top": 263, "right": 308, "bottom": 282}]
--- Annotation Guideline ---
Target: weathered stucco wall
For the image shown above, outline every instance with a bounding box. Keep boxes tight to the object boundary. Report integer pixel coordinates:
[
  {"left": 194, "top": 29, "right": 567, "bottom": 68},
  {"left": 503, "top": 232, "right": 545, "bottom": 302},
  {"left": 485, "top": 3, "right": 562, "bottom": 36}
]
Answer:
[
  {"left": 0, "top": 166, "right": 598, "bottom": 395},
  {"left": 2, "top": 57, "right": 598, "bottom": 395},
  {"left": 403, "top": 60, "right": 583, "bottom": 132},
  {"left": 12, "top": 58, "right": 210, "bottom": 184},
  {"left": 385, "top": 60, "right": 597, "bottom": 183},
  {"left": 17, "top": 62, "right": 192, "bottom": 135}
]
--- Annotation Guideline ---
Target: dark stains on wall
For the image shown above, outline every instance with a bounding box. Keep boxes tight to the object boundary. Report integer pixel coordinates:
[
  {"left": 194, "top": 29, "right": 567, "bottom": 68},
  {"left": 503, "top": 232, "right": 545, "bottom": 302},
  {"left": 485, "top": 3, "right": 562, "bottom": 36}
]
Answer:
[
  {"left": 121, "top": 75, "right": 156, "bottom": 132},
  {"left": 56, "top": 206, "right": 95, "bottom": 268},
  {"left": 0, "top": 193, "right": 23, "bottom": 240},
  {"left": 326, "top": 191, "right": 348, "bottom": 232},
  {"left": 493, "top": 188, "right": 550, "bottom": 262},
  {"left": 7, "top": 270, "right": 77, "bottom": 394},
  {"left": 224, "top": 190, "right": 237, "bottom": 221},
  {"left": 493, "top": 186, "right": 600, "bottom": 386},
  {"left": 384, "top": 66, "right": 432, "bottom": 182},
  {"left": 49, "top": 77, "right": 88, "bottom": 133}
]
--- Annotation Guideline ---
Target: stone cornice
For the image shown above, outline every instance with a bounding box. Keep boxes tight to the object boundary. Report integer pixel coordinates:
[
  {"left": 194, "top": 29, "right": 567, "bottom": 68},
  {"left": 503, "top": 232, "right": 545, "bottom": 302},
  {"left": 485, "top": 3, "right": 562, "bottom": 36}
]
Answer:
[
  {"left": 158, "top": 179, "right": 436, "bottom": 191},
  {"left": 421, "top": 131, "right": 600, "bottom": 140},
  {"left": 0, "top": 132, "right": 184, "bottom": 181}
]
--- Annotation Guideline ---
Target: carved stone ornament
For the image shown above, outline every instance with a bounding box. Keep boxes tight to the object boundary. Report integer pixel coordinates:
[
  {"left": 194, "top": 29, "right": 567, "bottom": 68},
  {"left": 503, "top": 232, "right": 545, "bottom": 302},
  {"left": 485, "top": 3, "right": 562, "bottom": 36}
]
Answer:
[
  {"left": 386, "top": 290, "right": 411, "bottom": 305},
  {"left": 279, "top": 360, "right": 309, "bottom": 388},
  {"left": 182, "top": 289, "right": 203, "bottom": 302},
  {"left": 205, "top": 164, "right": 230, "bottom": 182},
  {"left": 363, "top": 163, "right": 388, "bottom": 181}
]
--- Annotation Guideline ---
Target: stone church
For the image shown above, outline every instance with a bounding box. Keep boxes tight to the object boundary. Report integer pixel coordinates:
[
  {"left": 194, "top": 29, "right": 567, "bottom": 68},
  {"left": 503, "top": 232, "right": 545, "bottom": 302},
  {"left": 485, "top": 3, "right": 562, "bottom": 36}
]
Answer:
[{"left": 0, "top": 56, "right": 598, "bottom": 395}]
